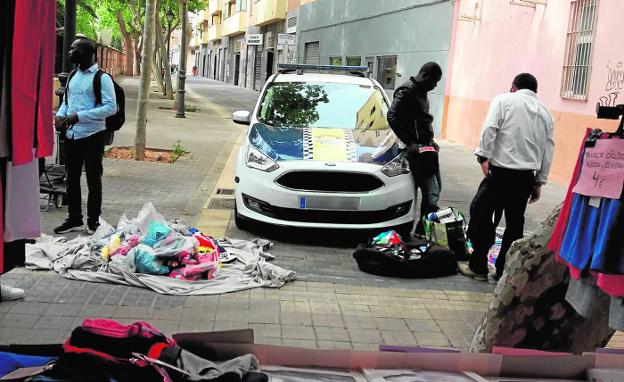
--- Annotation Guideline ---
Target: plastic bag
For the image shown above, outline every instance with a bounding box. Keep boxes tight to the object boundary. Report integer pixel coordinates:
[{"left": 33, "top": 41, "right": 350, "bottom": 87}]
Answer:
[
  {"left": 153, "top": 235, "right": 197, "bottom": 258},
  {"left": 136, "top": 202, "right": 166, "bottom": 235},
  {"left": 132, "top": 244, "right": 170, "bottom": 275},
  {"left": 142, "top": 221, "right": 172, "bottom": 247}
]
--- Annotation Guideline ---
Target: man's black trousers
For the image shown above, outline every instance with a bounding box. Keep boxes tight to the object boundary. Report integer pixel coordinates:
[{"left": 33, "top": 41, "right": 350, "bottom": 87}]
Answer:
[
  {"left": 467, "top": 165, "right": 535, "bottom": 277},
  {"left": 64, "top": 131, "right": 104, "bottom": 226}
]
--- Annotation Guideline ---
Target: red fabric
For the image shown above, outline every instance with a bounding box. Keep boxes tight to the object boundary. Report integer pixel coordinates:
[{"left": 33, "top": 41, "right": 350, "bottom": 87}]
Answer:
[
  {"left": 11, "top": 0, "right": 55, "bottom": 165},
  {"left": 557, "top": 256, "right": 624, "bottom": 297},
  {"left": 548, "top": 129, "right": 591, "bottom": 255}
]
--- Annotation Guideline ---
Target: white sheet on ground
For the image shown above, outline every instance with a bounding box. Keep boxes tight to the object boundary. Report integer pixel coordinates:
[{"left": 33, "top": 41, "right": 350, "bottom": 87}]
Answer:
[{"left": 26, "top": 234, "right": 295, "bottom": 295}]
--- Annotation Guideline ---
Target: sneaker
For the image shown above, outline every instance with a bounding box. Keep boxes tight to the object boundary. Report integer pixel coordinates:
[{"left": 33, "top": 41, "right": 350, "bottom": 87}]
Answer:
[
  {"left": 458, "top": 263, "right": 488, "bottom": 281},
  {"left": 0, "top": 284, "right": 25, "bottom": 301},
  {"left": 86, "top": 222, "right": 100, "bottom": 235},
  {"left": 54, "top": 219, "right": 84, "bottom": 234}
]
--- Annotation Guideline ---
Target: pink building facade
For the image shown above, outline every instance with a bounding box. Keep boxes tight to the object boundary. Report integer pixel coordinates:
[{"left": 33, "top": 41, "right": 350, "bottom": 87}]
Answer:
[{"left": 443, "top": 0, "right": 623, "bottom": 185}]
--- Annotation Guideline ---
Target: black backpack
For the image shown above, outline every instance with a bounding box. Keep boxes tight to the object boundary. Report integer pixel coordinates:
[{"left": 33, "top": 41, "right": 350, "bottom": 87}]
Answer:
[{"left": 64, "top": 68, "right": 126, "bottom": 144}]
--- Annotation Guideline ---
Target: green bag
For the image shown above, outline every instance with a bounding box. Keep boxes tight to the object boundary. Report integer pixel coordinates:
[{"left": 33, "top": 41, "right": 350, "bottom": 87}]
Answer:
[{"left": 422, "top": 209, "right": 468, "bottom": 261}]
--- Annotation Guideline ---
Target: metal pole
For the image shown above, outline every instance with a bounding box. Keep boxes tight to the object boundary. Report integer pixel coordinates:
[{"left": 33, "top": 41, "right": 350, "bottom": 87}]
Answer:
[
  {"left": 55, "top": 0, "right": 76, "bottom": 166},
  {"left": 61, "top": 0, "right": 76, "bottom": 73},
  {"left": 244, "top": 45, "right": 249, "bottom": 88},
  {"left": 167, "top": 23, "right": 172, "bottom": 63},
  {"left": 176, "top": 0, "right": 188, "bottom": 118}
]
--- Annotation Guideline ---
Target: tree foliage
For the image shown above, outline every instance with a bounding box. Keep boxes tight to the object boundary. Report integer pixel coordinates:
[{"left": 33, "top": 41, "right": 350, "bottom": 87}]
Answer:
[{"left": 260, "top": 84, "right": 330, "bottom": 127}]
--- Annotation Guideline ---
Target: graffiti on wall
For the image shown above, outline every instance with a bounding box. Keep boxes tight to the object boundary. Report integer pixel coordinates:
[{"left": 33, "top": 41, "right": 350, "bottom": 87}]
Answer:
[{"left": 599, "top": 60, "right": 624, "bottom": 106}]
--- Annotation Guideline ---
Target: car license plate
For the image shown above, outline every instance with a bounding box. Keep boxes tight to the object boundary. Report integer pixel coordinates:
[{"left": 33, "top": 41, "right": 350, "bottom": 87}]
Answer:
[{"left": 298, "top": 196, "right": 360, "bottom": 210}]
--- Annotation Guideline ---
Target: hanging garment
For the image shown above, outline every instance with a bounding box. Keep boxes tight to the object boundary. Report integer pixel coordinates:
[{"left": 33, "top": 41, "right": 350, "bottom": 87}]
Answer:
[
  {"left": 0, "top": 0, "right": 16, "bottom": 158},
  {"left": 548, "top": 129, "right": 591, "bottom": 255},
  {"left": 4, "top": 156, "right": 41, "bottom": 242},
  {"left": 11, "top": 0, "right": 55, "bottom": 164},
  {"left": 558, "top": 194, "right": 624, "bottom": 275},
  {"left": 566, "top": 275, "right": 624, "bottom": 331}
]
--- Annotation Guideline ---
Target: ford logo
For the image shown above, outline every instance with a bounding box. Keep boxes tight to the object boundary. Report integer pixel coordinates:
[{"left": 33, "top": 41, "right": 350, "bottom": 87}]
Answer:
[{"left": 325, "top": 162, "right": 336, "bottom": 167}]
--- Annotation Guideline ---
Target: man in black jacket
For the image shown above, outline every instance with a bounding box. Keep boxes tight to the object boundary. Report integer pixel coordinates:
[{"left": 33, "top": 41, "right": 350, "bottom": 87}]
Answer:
[{"left": 387, "top": 62, "right": 443, "bottom": 235}]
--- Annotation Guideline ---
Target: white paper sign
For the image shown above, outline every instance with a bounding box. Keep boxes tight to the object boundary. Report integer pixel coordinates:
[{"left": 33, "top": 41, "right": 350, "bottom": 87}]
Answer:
[
  {"left": 246, "top": 34, "right": 263, "bottom": 46},
  {"left": 277, "top": 33, "right": 295, "bottom": 46}
]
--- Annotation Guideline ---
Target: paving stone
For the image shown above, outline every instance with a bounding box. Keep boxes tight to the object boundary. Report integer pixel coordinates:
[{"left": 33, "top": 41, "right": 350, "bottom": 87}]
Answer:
[
  {"left": 8, "top": 302, "right": 50, "bottom": 315},
  {"left": 33, "top": 315, "right": 74, "bottom": 331},
  {"left": 317, "top": 340, "right": 351, "bottom": 350},
  {"left": 212, "top": 321, "right": 249, "bottom": 332},
  {"left": 114, "top": 306, "right": 151, "bottom": 319},
  {"left": 343, "top": 315, "right": 377, "bottom": 329},
  {"left": 347, "top": 328, "right": 382, "bottom": 343},
  {"left": 44, "top": 304, "right": 82, "bottom": 317},
  {"left": 351, "top": 342, "right": 378, "bottom": 351},
  {"left": 250, "top": 323, "right": 281, "bottom": 338},
  {"left": 0, "top": 313, "right": 40, "bottom": 329},
  {"left": 215, "top": 308, "right": 251, "bottom": 322},
  {"left": 314, "top": 326, "right": 350, "bottom": 342},
  {"left": 282, "top": 325, "right": 316, "bottom": 340},
  {"left": 405, "top": 319, "right": 442, "bottom": 333},
  {"left": 19, "top": 329, "right": 67, "bottom": 344},
  {"left": 280, "top": 312, "right": 312, "bottom": 326},
  {"left": 311, "top": 314, "right": 345, "bottom": 328},
  {"left": 282, "top": 339, "right": 317, "bottom": 349},
  {"left": 256, "top": 337, "right": 283, "bottom": 346},
  {"left": 380, "top": 330, "right": 417, "bottom": 346},
  {"left": 413, "top": 332, "right": 451, "bottom": 347},
  {"left": 436, "top": 320, "right": 474, "bottom": 334},
  {"left": 373, "top": 318, "right": 409, "bottom": 331}
]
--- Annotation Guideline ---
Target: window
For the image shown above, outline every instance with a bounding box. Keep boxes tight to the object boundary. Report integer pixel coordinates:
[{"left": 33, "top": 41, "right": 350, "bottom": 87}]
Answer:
[
  {"left": 377, "top": 56, "right": 397, "bottom": 90},
  {"left": 236, "top": 0, "right": 247, "bottom": 12},
  {"left": 561, "top": 0, "right": 599, "bottom": 100},
  {"left": 346, "top": 56, "right": 362, "bottom": 66},
  {"left": 329, "top": 56, "right": 343, "bottom": 66}
]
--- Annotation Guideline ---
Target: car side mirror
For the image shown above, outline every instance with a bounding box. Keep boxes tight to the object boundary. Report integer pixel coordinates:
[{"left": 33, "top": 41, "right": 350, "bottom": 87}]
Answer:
[{"left": 232, "top": 110, "right": 251, "bottom": 125}]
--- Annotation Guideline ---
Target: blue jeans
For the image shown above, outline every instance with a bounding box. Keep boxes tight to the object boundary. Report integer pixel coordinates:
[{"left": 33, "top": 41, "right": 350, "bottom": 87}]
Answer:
[{"left": 407, "top": 152, "right": 441, "bottom": 234}]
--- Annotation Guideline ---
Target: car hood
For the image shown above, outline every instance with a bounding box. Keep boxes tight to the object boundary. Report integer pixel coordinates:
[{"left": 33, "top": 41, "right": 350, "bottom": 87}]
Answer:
[{"left": 248, "top": 123, "right": 399, "bottom": 164}]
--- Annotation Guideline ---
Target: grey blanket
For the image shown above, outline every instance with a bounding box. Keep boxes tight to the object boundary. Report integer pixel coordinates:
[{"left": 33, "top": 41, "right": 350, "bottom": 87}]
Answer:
[{"left": 25, "top": 235, "right": 295, "bottom": 296}]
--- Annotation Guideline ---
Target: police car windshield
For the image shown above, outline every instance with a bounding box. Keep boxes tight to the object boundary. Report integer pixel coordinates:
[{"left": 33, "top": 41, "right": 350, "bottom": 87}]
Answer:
[{"left": 258, "top": 81, "right": 390, "bottom": 130}]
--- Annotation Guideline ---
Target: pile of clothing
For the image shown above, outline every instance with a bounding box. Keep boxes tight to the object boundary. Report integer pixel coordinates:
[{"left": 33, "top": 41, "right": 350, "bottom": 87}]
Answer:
[
  {"left": 25, "top": 203, "right": 295, "bottom": 295},
  {"left": 0, "top": 318, "right": 266, "bottom": 381}
]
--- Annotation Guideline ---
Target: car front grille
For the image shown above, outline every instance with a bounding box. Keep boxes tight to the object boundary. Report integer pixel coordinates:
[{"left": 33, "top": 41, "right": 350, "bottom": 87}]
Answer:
[
  {"left": 243, "top": 194, "right": 411, "bottom": 224},
  {"left": 275, "top": 171, "right": 384, "bottom": 193}
]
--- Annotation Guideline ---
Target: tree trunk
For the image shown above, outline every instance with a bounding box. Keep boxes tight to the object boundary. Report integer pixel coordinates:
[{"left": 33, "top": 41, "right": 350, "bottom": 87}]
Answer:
[
  {"left": 134, "top": 0, "right": 157, "bottom": 161},
  {"left": 133, "top": 35, "right": 142, "bottom": 76},
  {"left": 152, "top": 48, "right": 165, "bottom": 94},
  {"left": 470, "top": 205, "right": 615, "bottom": 354},
  {"left": 116, "top": 11, "right": 134, "bottom": 76},
  {"left": 155, "top": 16, "right": 174, "bottom": 100}
]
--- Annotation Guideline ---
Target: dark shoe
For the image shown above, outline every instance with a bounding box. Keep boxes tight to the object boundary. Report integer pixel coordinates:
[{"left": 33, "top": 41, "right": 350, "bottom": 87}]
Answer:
[
  {"left": 86, "top": 222, "right": 100, "bottom": 235},
  {"left": 458, "top": 263, "right": 488, "bottom": 281},
  {"left": 54, "top": 219, "right": 84, "bottom": 234}
]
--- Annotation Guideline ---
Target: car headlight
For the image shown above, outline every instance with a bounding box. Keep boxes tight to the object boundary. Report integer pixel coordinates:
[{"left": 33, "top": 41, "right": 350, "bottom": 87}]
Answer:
[
  {"left": 381, "top": 153, "right": 409, "bottom": 177},
  {"left": 246, "top": 145, "right": 279, "bottom": 172}
]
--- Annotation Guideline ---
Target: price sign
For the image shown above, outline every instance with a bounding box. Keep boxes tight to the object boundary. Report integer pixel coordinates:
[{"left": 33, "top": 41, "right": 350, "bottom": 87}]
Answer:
[{"left": 573, "top": 138, "right": 624, "bottom": 199}]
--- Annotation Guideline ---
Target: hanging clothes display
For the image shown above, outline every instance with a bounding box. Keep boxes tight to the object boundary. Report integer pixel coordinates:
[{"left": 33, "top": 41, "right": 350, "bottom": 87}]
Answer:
[
  {"left": 549, "top": 127, "right": 624, "bottom": 331},
  {"left": 0, "top": 0, "right": 56, "bottom": 275}
]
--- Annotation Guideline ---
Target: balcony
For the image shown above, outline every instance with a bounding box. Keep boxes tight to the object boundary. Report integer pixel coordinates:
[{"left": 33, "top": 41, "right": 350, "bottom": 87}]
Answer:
[
  {"left": 209, "top": 0, "right": 222, "bottom": 15},
  {"left": 201, "top": 29, "right": 209, "bottom": 44},
  {"left": 222, "top": 11, "right": 247, "bottom": 36},
  {"left": 208, "top": 23, "right": 222, "bottom": 41},
  {"left": 199, "top": 10, "right": 209, "bottom": 22},
  {"left": 252, "top": 0, "right": 287, "bottom": 27}
]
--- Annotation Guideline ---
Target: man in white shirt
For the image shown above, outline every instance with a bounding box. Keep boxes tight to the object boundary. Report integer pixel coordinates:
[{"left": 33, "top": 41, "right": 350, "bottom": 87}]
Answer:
[{"left": 459, "top": 73, "right": 555, "bottom": 281}]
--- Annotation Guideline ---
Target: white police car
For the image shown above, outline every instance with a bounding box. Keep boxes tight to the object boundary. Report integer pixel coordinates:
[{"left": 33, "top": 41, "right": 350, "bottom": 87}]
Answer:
[{"left": 231, "top": 64, "right": 415, "bottom": 233}]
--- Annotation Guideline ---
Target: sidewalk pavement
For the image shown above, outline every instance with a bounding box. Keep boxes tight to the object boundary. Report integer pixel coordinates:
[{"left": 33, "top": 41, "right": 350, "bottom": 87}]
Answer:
[{"left": 0, "top": 76, "right": 622, "bottom": 351}]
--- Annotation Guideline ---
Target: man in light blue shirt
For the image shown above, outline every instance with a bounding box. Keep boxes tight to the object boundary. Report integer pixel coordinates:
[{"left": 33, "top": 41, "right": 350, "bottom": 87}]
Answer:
[{"left": 54, "top": 38, "right": 117, "bottom": 235}]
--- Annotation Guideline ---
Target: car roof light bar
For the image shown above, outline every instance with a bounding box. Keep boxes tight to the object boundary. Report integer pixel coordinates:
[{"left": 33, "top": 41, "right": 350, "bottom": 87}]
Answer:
[{"left": 277, "top": 64, "right": 369, "bottom": 77}]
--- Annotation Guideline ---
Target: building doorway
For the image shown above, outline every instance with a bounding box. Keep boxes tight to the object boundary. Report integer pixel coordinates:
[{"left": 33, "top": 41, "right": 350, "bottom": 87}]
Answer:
[
  {"left": 234, "top": 53, "right": 241, "bottom": 86},
  {"left": 266, "top": 51, "right": 274, "bottom": 80}
]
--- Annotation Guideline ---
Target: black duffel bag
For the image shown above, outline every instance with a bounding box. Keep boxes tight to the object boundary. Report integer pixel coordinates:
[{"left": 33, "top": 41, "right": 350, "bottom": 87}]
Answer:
[{"left": 353, "top": 238, "right": 458, "bottom": 278}]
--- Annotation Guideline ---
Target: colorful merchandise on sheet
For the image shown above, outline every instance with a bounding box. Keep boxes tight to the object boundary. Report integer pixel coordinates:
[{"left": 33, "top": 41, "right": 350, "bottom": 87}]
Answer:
[{"left": 93, "top": 216, "right": 224, "bottom": 281}]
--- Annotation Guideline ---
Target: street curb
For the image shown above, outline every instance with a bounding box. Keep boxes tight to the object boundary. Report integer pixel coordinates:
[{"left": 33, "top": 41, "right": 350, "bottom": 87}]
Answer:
[{"left": 185, "top": 87, "right": 244, "bottom": 237}]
